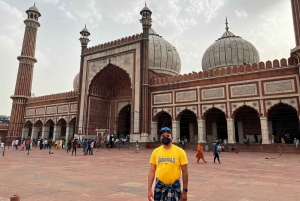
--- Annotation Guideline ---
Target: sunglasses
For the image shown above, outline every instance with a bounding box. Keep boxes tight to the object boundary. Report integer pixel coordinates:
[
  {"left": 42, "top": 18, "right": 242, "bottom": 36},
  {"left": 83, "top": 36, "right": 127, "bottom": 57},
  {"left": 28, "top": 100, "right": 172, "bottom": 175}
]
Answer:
[{"left": 160, "top": 127, "right": 171, "bottom": 132}]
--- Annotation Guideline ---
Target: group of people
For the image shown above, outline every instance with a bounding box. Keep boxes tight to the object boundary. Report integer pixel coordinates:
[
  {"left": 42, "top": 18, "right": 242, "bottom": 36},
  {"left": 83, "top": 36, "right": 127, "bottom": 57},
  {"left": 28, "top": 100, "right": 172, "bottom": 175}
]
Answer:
[{"left": 11, "top": 138, "right": 31, "bottom": 155}]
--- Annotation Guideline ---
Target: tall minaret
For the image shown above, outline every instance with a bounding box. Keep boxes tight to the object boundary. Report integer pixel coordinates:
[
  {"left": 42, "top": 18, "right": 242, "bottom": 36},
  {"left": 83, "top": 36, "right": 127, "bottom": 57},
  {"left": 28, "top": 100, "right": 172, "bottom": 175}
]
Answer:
[
  {"left": 291, "top": 0, "right": 300, "bottom": 63},
  {"left": 140, "top": 4, "right": 152, "bottom": 135},
  {"left": 76, "top": 26, "right": 90, "bottom": 135},
  {"left": 9, "top": 5, "right": 41, "bottom": 139}
]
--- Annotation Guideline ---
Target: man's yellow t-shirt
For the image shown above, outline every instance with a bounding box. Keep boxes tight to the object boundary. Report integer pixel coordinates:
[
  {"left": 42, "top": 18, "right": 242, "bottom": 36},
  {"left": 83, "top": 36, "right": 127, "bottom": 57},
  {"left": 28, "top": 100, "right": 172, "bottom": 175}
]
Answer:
[{"left": 150, "top": 145, "right": 188, "bottom": 184}]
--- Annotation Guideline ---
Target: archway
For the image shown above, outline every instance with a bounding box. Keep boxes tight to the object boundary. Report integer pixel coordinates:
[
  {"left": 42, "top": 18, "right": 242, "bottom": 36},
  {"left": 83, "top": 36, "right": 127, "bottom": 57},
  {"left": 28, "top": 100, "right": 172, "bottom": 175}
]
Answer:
[
  {"left": 118, "top": 105, "right": 131, "bottom": 137},
  {"left": 155, "top": 111, "right": 172, "bottom": 139},
  {"left": 268, "top": 103, "right": 299, "bottom": 143},
  {"left": 45, "top": 119, "right": 54, "bottom": 139},
  {"left": 177, "top": 110, "right": 197, "bottom": 142},
  {"left": 204, "top": 108, "right": 227, "bottom": 143},
  {"left": 34, "top": 120, "right": 43, "bottom": 139},
  {"left": 24, "top": 121, "right": 33, "bottom": 139},
  {"left": 56, "top": 119, "right": 67, "bottom": 140},
  {"left": 88, "top": 64, "right": 132, "bottom": 135},
  {"left": 69, "top": 118, "right": 76, "bottom": 140},
  {"left": 234, "top": 105, "right": 261, "bottom": 143}
]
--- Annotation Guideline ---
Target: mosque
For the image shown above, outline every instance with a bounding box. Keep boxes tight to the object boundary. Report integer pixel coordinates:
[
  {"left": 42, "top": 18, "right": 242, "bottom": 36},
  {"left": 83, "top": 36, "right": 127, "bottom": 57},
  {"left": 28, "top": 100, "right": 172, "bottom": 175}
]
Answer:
[{"left": 6, "top": 1, "right": 300, "bottom": 146}]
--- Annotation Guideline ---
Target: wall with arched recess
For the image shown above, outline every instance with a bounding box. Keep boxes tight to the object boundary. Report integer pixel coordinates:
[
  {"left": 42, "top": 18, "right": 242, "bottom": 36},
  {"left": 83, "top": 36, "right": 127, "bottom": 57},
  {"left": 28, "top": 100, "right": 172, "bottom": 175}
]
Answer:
[
  {"left": 89, "top": 64, "right": 132, "bottom": 98},
  {"left": 231, "top": 101, "right": 260, "bottom": 118},
  {"left": 201, "top": 104, "right": 226, "bottom": 119},
  {"left": 153, "top": 108, "right": 173, "bottom": 121},
  {"left": 265, "top": 98, "right": 298, "bottom": 116},
  {"left": 176, "top": 107, "right": 198, "bottom": 121}
]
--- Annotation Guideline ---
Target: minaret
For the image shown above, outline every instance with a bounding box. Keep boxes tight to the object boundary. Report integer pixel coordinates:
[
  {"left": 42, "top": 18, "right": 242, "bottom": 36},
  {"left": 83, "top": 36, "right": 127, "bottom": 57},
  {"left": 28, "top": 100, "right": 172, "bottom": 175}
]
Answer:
[
  {"left": 76, "top": 26, "right": 90, "bottom": 135},
  {"left": 291, "top": 0, "right": 300, "bottom": 63},
  {"left": 9, "top": 5, "right": 41, "bottom": 139},
  {"left": 140, "top": 3, "right": 152, "bottom": 135}
]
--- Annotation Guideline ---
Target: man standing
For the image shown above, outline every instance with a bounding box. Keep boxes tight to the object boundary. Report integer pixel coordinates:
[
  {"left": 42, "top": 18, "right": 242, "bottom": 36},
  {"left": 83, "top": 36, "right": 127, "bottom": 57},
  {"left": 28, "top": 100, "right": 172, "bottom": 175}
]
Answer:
[
  {"left": 148, "top": 127, "right": 188, "bottom": 201},
  {"left": 83, "top": 139, "right": 88, "bottom": 155},
  {"left": 213, "top": 141, "right": 222, "bottom": 164},
  {"left": 71, "top": 139, "right": 78, "bottom": 156},
  {"left": 25, "top": 138, "right": 31, "bottom": 155}
]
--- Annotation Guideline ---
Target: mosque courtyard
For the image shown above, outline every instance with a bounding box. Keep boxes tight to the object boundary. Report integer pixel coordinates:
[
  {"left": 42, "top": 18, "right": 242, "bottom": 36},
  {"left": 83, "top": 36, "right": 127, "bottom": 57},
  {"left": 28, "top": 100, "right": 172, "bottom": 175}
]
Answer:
[{"left": 0, "top": 146, "right": 299, "bottom": 201}]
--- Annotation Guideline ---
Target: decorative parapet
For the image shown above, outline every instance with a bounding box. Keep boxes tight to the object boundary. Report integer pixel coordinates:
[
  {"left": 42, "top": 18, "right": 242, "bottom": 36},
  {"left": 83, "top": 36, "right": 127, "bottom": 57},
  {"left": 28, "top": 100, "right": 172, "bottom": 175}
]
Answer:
[
  {"left": 150, "top": 58, "right": 296, "bottom": 86},
  {"left": 84, "top": 33, "right": 142, "bottom": 54},
  {"left": 27, "top": 90, "right": 78, "bottom": 103}
]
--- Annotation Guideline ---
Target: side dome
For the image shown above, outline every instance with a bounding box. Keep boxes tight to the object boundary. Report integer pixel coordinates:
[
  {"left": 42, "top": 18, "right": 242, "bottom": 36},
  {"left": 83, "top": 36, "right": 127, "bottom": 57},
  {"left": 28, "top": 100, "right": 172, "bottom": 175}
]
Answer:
[
  {"left": 201, "top": 20, "right": 259, "bottom": 71},
  {"left": 149, "top": 28, "right": 181, "bottom": 75},
  {"left": 73, "top": 73, "right": 79, "bottom": 91}
]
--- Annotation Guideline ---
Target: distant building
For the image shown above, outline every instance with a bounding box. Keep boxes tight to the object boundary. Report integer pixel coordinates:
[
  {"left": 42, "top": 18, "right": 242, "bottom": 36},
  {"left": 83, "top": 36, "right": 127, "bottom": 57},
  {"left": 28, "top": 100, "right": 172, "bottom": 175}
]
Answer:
[
  {"left": 0, "top": 115, "right": 9, "bottom": 140},
  {"left": 7, "top": 1, "right": 300, "bottom": 145}
]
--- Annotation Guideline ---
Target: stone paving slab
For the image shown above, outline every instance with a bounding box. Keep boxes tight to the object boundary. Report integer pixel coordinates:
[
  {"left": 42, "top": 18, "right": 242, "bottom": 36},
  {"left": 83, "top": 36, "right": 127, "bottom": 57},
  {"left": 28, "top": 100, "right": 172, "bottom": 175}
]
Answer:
[{"left": 0, "top": 146, "right": 300, "bottom": 201}]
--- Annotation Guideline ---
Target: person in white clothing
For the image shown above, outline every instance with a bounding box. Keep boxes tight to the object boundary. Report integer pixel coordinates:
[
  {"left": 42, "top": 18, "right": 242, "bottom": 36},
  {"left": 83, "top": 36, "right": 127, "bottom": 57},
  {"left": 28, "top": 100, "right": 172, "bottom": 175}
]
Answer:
[{"left": 1, "top": 140, "right": 4, "bottom": 152}]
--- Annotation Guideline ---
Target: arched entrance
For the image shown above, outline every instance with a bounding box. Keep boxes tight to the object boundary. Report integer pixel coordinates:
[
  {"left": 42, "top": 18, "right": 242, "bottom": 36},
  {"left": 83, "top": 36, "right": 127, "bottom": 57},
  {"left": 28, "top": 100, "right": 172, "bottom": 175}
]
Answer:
[
  {"left": 204, "top": 108, "right": 227, "bottom": 143},
  {"left": 56, "top": 119, "right": 67, "bottom": 140},
  {"left": 34, "top": 120, "right": 43, "bottom": 139},
  {"left": 177, "top": 110, "right": 197, "bottom": 142},
  {"left": 233, "top": 106, "right": 261, "bottom": 143},
  {"left": 24, "top": 121, "right": 33, "bottom": 139},
  {"left": 118, "top": 105, "right": 131, "bottom": 136},
  {"left": 88, "top": 64, "right": 132, "bottom": 135},
  {"left": 45, "top": 119, "right": 54, "bottom": 139},
  {"left": 155, "top": 111, "right": 172, "bottom": 139},
  {"left": 69, "top": 118, "right": 76, "bottom": 140},
  {"left": 268, "top": 103, "right": 299, "bottom": 143}
]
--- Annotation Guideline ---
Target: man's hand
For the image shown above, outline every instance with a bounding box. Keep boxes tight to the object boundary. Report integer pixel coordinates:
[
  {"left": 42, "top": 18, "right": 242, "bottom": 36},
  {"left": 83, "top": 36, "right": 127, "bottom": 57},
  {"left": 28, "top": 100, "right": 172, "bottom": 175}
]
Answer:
[
  {"left": 180, "top": 191, "right": 187, "bottom": 201},
  {"left": 148, "top": 191, "right": 153, "bottom": 201}
]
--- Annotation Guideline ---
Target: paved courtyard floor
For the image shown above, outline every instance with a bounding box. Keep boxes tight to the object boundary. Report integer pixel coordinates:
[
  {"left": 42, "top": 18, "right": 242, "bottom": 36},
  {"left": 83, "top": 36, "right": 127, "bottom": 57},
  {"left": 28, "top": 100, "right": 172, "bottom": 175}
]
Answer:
[{"left": 0, "top": 146, "right": 300, "bottom": 201}]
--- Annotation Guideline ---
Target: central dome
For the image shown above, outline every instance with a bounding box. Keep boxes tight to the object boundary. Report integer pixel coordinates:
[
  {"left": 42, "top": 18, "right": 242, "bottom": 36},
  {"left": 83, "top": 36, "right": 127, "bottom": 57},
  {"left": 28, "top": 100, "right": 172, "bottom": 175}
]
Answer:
[
  {"left": 148, "top": 28, "right": 181, "bottom": 75},
  {"left": 201, "top": 20, "right": 259, "bottom": 71}
]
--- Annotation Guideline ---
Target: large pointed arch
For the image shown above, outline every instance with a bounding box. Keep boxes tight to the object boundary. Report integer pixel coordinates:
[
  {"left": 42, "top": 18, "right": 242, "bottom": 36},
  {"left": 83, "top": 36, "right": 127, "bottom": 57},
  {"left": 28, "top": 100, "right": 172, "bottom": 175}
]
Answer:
[
  {"left": 233, "top": 105, "right": 261, "bottom": 143},
  {"left": 267, "top": 102, "right": 299, "bottom": 143},
  {"left": 203, "top": 107, "right": 228, "bottom": 143},
  {"left": 117, "top": 104, "right": 131, "bottom": 136},
  {"left": 177, "top": 109, "right": 198, "bottom": 142},
  {"left": 89, "top": 64, "right": 132, "bottom": 98}
]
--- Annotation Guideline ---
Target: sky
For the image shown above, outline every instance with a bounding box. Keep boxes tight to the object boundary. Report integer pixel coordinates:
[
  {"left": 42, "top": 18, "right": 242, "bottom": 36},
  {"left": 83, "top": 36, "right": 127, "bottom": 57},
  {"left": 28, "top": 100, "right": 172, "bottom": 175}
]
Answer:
[{"left": 0, "top": 0, "right": 295, "bottom": 116}]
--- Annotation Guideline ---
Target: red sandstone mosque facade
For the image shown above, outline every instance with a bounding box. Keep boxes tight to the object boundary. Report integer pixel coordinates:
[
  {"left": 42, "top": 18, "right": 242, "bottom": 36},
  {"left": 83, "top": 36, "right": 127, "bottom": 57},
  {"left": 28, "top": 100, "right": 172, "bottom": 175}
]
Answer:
[{"left": 6, "top": 1, "right": 300, "bottom": 144}]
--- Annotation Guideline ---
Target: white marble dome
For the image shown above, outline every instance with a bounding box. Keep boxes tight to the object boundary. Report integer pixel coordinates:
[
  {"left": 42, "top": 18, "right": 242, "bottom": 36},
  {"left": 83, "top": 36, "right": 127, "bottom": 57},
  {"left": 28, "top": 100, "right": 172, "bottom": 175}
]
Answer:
[
  {"left": 73, "top": 73, "right": 79, "bottom": 91},
  {"left": 201, "top": 26, "right": 259, "bottom": 71},
  {"left": 149, "top": 28, "right": 181, "bottom": 75}
]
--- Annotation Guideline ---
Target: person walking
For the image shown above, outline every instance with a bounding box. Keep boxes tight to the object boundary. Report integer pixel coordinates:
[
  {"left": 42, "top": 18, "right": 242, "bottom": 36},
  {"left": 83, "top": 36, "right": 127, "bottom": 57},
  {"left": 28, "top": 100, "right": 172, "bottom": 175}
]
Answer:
[
  {"left": 148, "top": 127, "right": 188, "bottom": 201},
  {"left": 213, "top": 141, "right": 221, "bottom": 164},
  {"left": 135, "top": 141, "right": 139, "bottom": 153},
  {"left": 71, "top": 139, "right": 78, "bottom": 156},
  {"left": 1, "top": 140, "right": 4, "bottom": 152},
  {"left": 67, "top": 140, "right": 71, "bottom": 153},
  {"left": 25, "top": 138, "right": 31, "bottom": 155},
  {"left": 196, "top": 141, "right": 207, "bottom": 163},
  {"left": 90, "top": 139, "right": 94, "bottom": 155},
  {"left": 83, "top": 139, "right": 88, "bottom": 155},
  {"left": 39, "top": 139, "right": 43, "bottom": 150}
]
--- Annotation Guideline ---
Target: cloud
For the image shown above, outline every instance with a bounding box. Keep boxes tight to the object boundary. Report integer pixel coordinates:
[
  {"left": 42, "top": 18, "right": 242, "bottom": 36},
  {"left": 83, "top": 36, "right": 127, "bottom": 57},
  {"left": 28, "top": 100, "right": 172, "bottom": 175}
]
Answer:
[
  {"left": 185, "top": 0, "right": 225, "bottom": 22},
  {"left": 235, "top": 9, "right": 248, "bottom": 18},
  {"left": 39, "top": 0, "right": 59, "bottom": 5},
  {"left": 58, "top": 2, "right": 78, "bottom": 21}
]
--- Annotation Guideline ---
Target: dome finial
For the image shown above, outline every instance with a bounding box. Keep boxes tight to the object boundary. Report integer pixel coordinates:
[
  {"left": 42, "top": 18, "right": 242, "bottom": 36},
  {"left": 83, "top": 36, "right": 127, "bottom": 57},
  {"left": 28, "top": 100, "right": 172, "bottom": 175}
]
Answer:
[
  {"left": 145, "top": 2, "right": 147, "bottom": 6},
  {"left": 225, "top": 17, "right": 229, "bottom": 31}
]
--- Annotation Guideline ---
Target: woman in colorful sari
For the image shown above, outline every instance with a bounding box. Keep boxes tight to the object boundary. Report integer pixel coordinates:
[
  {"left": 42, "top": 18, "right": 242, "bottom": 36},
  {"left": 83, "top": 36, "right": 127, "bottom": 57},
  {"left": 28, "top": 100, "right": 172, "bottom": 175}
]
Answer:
[
  {"left": 196, "top": 141, "right": 207, "bottom": 163},
  {"left": 56, "top": 139, "right": 61, "bottom": 150}
]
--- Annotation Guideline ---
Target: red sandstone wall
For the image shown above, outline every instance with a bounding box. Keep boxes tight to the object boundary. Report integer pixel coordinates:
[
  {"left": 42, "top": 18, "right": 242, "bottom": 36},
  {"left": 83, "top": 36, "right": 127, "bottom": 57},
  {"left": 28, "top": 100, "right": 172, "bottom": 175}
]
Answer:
[
  {"left": 88, "top": 98, "right": 109, "bottom": 135},
  {"left": 150, "top": 58, "right": 297, "bottom": 91}
]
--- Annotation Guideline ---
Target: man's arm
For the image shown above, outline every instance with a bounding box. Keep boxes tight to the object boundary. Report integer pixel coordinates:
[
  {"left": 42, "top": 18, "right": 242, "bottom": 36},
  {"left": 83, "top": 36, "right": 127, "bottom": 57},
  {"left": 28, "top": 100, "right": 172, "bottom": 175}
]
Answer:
[
  {"left": 148, "top": 164, "right": 156, "bottom": 201},
  {"left": 181, "top": 164, "right": 188, "bottom": 201}
]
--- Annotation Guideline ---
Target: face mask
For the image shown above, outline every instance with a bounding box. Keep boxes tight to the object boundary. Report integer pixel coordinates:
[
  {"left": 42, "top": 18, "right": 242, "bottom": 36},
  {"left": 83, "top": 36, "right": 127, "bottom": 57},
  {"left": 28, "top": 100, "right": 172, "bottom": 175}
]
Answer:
[{"left": 162, "top": 137, "right": 171, "bottom": 145}]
